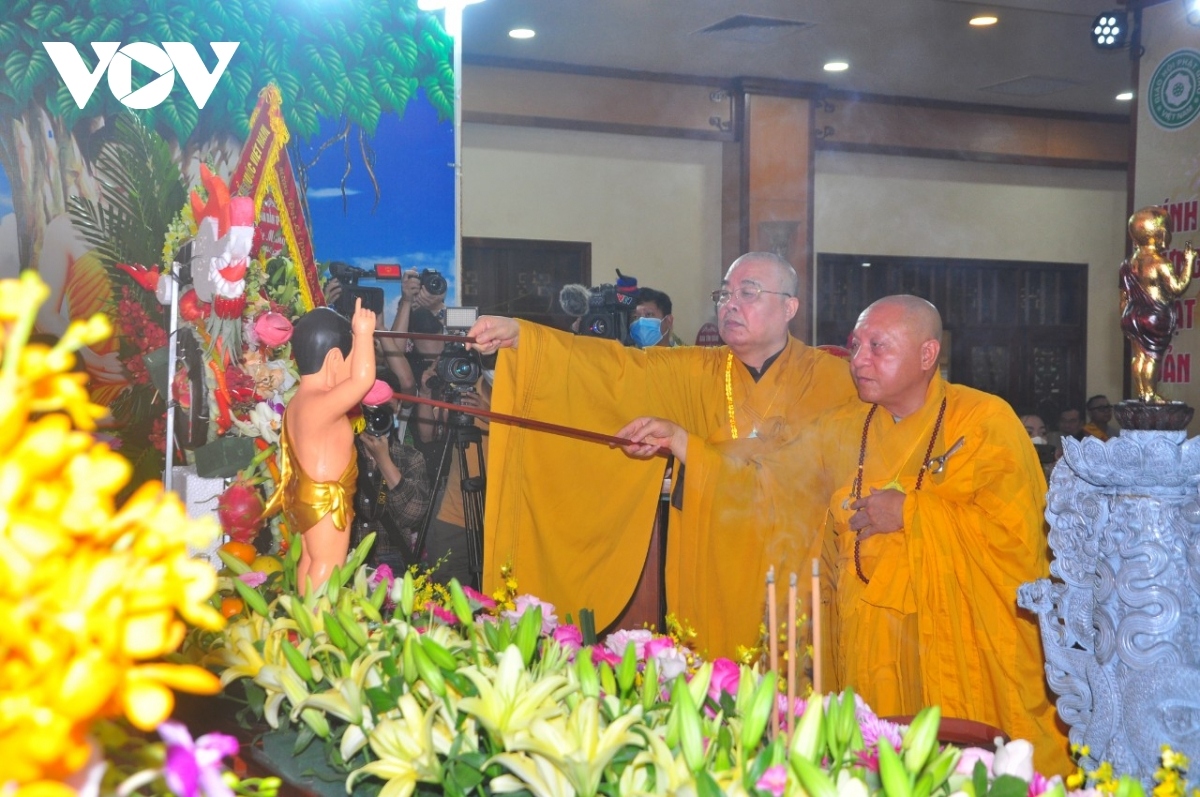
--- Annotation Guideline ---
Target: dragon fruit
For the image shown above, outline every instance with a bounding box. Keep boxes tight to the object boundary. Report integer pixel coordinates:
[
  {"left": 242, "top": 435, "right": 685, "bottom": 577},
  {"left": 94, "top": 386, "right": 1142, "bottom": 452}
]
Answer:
[{"left": 217, "top": 480, "right": 265, "bottom": 542}]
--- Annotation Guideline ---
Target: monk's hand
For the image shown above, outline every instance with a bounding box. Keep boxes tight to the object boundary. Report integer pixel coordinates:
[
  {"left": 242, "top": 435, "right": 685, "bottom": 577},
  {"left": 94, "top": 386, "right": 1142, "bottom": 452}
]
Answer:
[
  {"left": 351, "top": 297, "right": 376, "bottom": 336},
  {"left": 848, "top": 487, "right": 905, "bottom": 539},
  {"left": 615, "top": 416, "right": 686, "bottom": 462},
  {"left": 468, "top": 315, "right": 519, "bottom": 354}
]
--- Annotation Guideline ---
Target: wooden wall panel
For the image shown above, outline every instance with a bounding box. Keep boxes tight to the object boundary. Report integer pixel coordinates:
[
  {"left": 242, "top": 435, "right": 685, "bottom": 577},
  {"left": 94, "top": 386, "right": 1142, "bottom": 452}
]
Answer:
[
  {"left": 745, "top": 94, "right": 814, "bottom": 338},
  {"left": 816, "top": 97, "right": 1128, "bottom": 167},
  {"left": 463, "top": 65, "right": 732, "bottom": 140}
]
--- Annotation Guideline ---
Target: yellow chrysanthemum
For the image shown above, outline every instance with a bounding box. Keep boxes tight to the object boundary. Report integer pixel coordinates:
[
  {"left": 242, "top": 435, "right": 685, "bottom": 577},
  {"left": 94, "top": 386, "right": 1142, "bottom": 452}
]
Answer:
[{"left": 0, "top": 274, "right": 225, "bottom": 782}]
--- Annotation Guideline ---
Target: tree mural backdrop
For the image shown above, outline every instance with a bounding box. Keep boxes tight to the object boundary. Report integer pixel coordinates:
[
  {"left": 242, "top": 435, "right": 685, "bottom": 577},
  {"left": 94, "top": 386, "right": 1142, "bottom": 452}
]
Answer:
[{"left": 0, "top": 0, "right": 455, "bottom": 481}]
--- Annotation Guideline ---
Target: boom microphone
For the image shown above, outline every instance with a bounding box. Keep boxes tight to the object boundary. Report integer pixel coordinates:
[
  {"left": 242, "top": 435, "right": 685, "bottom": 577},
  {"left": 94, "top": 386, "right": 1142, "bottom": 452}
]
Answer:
[{"left": 559, "top": 283, "right": 591, "bottom": 318}]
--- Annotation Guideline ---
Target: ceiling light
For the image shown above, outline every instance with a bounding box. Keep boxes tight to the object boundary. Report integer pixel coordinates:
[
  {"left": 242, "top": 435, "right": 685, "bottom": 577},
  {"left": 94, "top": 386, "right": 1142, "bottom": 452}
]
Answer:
[
  {"left": 509, "top": 28, "right": 535, "bottom": 39},
  {"left": 1091, "top": 12, "right": 1128, "bottom": 49},
  {"left": 824, "top": 61, "right": 849, "bottom": 72},
  {"left": 1187, "top": 0, "right": 1200, "bottom": 26},
  {"left": 969, "top": 15, "right": 998, "bottom": 26},
  {"left": 1116, "top": 91, "right": 1134, "bottom": 101}
]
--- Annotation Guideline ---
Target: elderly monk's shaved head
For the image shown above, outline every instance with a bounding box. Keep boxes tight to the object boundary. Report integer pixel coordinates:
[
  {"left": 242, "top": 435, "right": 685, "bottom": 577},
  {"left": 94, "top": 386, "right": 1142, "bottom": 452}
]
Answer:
[
  {"left": 849, "top": 295, "right": 945, "bottom": 419},
  {"left": 859, "top": 295, "right": 943, "bottom": 342}
]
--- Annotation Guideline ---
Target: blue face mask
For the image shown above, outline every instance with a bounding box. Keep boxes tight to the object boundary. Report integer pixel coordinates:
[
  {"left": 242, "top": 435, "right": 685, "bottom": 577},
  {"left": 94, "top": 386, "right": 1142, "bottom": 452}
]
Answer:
[{"left": 630, "top": 316, "right": 664, "bottom": 348}]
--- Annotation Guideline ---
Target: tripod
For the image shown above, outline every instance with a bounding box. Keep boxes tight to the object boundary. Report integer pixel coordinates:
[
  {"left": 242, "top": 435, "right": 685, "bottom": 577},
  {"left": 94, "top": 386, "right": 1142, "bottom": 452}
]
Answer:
[{"left": 410, "top": 398, "right": 487, "bottom": 590}]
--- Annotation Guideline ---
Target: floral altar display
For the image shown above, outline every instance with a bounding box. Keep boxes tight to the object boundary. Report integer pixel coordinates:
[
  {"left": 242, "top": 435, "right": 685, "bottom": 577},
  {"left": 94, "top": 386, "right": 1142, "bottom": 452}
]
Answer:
[
  {"left": 197, "top": 546, "right": 1188, "bottom": 797},
  {"left": 0, "top": 271, "right": 278, "bottom": 796},
  {"left": 1, "top": 269, "right": 1189, "bottom": 797},
  {"left": 1019, "top": 430, "right": 1200, "bottom": 786},
  {"left": 67, "top": 109, "right": 316, "bottom": 554}
]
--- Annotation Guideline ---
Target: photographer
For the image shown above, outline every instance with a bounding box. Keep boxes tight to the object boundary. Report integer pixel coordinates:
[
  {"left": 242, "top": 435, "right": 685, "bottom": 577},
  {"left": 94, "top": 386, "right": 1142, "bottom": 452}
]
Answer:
[
  {"left": 410, "top": 336, "right": 490, "bottom": 588},
  {"left": 378, "top": 268, "right": 449, "bottom": 396},
  {"left": 351, "top": 369, "right": 432, "bottom": 571}
]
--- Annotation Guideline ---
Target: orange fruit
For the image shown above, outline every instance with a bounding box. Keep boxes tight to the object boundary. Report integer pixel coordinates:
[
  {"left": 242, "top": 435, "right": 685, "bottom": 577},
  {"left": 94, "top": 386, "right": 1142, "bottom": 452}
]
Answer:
[
  {"left": 220, "top": 596, "right": 245, "bottom": 618},
  {"left": 220, "top": 541, "right": 258, "bottom": 566}
]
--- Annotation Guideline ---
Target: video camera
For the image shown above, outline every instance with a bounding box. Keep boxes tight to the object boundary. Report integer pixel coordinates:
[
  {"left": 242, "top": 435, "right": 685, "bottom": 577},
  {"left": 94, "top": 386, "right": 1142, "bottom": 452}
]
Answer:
[
  {"left": 327, "top": 261, "right": 386, "bottom": 317},
  {"left": 424, "top": 308, "right": 481, "bottom": 407},
  {"left": 579, "top": 270, "right": 639, "bottom": 344}
]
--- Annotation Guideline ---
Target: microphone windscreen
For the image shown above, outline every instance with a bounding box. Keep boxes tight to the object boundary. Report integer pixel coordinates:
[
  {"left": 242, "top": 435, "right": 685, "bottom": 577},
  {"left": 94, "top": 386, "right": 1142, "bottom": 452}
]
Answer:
[{"left": 559, "top": 283, "right": 591, "bottom": 317}]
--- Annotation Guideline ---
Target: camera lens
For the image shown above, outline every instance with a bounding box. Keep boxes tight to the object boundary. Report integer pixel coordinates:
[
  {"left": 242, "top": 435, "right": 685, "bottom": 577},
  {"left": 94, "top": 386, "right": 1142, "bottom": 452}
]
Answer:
[
  {"left": 420, "top": 269, "right": 448, "bottom": 296},
  {"left": 361, "top": 403, "right": 393, "bottom": 437}
]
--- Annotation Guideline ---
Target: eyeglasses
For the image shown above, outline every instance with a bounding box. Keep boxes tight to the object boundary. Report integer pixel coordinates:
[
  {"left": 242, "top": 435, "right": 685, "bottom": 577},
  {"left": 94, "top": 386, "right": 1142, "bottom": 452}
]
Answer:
[{"left": 711, "top": 286, "right": 794, "bottom": 307}]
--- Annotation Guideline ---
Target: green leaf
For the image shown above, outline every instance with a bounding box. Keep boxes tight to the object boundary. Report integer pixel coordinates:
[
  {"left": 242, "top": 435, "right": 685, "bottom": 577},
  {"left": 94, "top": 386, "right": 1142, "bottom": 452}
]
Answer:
[
  {"left": 988, "top": 775, "right": 1032, "bottom": 797},
  {"left": 5, "top": 48, "right": 48, "bottom": 106},
  {"left": 364, "top": 685, "right": 395, "bottom": 715},
  {"left": 158, "top": 94, "right": 199, "bottom": 143},
  {"left": 28, "top": 3, "right": 66, "bottom": 31},
  {"left": 973, "top": 760, "right": 989, "bottom": 797}
]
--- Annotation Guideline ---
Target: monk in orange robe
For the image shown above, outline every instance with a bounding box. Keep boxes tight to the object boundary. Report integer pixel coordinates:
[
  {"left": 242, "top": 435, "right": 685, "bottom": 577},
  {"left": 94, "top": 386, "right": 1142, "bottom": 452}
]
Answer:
[
  {"left": 469, "top": 253, "right": 856, "bottom": 658},
  {"left": 824, "top": 295, "right": 1068, "bottom": 775}
]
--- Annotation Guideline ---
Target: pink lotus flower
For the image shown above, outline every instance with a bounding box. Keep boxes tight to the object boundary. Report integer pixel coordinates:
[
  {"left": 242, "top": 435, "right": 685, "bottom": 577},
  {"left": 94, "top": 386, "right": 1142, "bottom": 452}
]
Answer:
[
  {"left": 707, "top": 657, "right": 741, "bottom": 703},
  {"left": 254, "top": 311, "right": 293, "bottom": 348}
]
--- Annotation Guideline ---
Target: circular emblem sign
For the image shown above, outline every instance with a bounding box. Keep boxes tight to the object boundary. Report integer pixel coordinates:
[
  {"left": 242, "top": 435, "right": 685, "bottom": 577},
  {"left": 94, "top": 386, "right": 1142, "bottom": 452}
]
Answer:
[{"left": 1148, "top": 49, "right": 1200, "bottom": 131}]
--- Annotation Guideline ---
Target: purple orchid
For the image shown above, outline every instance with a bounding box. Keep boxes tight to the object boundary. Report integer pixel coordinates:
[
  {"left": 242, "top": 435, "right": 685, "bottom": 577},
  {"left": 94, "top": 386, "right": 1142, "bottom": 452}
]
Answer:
[{"left": 158, "top": 720, "right": 240, "bottom": 797}]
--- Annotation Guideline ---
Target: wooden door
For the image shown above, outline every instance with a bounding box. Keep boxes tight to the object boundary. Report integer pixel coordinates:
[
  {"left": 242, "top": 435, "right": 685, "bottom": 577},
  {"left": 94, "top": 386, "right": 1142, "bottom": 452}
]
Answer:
[{"left": 815, "top": 254, "right": 1087, "bottom": 417}]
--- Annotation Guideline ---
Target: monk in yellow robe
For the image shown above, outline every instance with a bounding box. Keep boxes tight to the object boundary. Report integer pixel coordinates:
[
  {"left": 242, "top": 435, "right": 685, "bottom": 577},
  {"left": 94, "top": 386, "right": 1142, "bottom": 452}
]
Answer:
[
  {"left": 825, "top": 295, "right": 1068, "bottom": 775},
  {"left": 469, "top": 253, "right": 856, "bottom": 658}
]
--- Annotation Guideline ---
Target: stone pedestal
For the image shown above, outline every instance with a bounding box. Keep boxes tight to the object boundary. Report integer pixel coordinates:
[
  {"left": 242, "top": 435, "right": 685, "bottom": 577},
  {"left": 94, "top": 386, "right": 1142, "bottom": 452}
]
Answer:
[{"left": 1017, "top": 431, "right": 1200, "bottom": 783}]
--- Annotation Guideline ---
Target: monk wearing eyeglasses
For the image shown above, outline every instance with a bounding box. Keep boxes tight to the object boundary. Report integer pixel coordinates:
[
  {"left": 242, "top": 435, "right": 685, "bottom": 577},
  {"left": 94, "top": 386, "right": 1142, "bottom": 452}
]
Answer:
[{"left": 468, "top": 252, "right": 856, "bottom": 659}]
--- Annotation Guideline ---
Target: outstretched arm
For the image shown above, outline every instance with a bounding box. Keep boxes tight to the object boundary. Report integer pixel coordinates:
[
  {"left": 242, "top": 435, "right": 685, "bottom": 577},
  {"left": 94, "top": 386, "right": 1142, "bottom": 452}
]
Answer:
[
  {"left": 325, "top": 298, "right": 378, "bottom": 413},
  {"left": 615, "top": 416, "right": 688, "bottom": 462},
  {"left": 468, "top": 315, "right": 520, "bottom": 354}
]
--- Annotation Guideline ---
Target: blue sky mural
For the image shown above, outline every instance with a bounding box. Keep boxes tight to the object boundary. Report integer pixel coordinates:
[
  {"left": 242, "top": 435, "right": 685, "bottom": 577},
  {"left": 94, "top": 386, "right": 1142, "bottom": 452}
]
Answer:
[{"left": 297, "top": 95, "right": 456, "bottom": 325}]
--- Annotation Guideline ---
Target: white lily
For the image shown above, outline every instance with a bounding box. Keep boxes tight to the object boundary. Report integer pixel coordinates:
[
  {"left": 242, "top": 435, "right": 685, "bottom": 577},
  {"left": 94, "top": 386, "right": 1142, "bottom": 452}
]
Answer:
[
  {"left": 836, "top": 767, "right": 871, "bottom": 797},
  {"left": 489, "top": 752, "right": 578, "bottom": 797},
  {"left": 291, "top": 648, "right": 391, "bottom": 726},
  {"left": 208, "top": 614, "right": 272, "bottom": 686},
  {"left": 506, "top": 698, "right": 645, "bottom": 797},
  {"left": 624, "top": 727, "right": 696, "bottom": 794},
  {"left": 255, "top": 662, "right": 312, "bottom": 728},
  {"left": 349, "top": 694, "right": 445, "bottom": 797},
  {"left": 457, "top": 645, "right": 569, "bottom": 747}
]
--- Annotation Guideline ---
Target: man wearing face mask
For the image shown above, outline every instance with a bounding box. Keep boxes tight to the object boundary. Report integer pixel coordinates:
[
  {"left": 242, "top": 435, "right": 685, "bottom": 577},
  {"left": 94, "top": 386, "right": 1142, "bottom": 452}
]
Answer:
[
  {"left": 469, "top": 252, "right": 857, "bottom": 657},
  {"left": 631, "top": 287, "right": 684, "bottom": 348}
]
